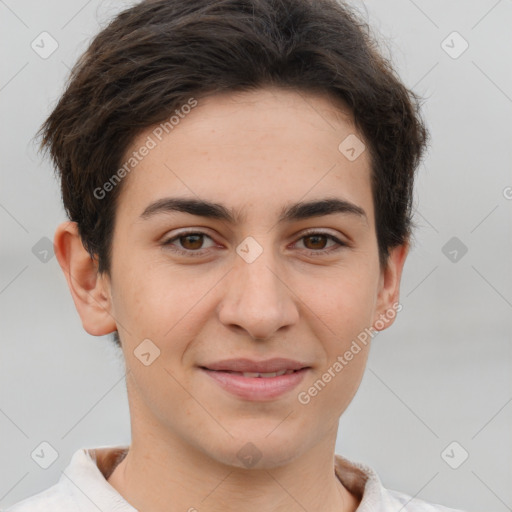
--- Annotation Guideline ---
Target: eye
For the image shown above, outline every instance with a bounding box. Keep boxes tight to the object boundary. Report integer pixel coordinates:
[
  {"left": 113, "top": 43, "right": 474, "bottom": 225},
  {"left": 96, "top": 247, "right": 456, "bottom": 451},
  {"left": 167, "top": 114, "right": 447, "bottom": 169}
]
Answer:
[
  {"left": 293, "top": 230, "right": 347, "bottom": 255},
  {"left": 161, "top": 229, "right": 347, "bottom": 257},
  {"left": 161, "top": 231, "right": 216, "bottom": 257}
]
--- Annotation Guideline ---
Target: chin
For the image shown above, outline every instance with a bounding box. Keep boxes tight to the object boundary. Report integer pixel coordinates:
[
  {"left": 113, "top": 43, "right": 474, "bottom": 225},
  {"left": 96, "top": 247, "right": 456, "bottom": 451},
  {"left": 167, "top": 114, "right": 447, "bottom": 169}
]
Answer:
[{"left": 203, "top": 427, "right": 308, "bottom": 471}]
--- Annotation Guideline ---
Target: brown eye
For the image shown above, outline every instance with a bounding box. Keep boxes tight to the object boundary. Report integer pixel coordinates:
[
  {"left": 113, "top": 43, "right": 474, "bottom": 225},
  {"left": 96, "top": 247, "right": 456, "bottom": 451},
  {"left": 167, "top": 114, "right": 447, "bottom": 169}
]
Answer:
[
  {"left": 179, "top": 233, "right": 204, "bottom": 250},
  {"left": 162, "top": 231, "right": 216, "bottom": 256},
  {"left": 303, "top": 234, "right": 329, "bottom": 250},
  {"left": 296, "top": 232, "right": 347, "bottom": 255}
]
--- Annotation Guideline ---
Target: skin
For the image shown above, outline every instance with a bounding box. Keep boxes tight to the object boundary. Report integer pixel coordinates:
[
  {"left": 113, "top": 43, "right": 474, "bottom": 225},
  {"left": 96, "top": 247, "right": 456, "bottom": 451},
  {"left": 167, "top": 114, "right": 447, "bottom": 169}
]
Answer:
[{"left": 54, "top": 87, "right": 408, "bottom": 512}]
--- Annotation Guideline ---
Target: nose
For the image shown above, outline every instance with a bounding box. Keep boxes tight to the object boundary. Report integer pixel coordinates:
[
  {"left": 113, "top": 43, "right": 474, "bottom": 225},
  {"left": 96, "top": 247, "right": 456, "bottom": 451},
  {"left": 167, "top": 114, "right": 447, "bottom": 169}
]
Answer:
[{"left": 217, "top": 244, "right": 299, "bottom": 340}]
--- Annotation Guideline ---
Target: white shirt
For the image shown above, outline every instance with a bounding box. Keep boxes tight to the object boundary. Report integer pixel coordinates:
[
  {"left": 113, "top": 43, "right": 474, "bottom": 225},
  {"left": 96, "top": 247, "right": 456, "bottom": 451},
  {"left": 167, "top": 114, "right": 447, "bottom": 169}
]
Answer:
[{"left": 5, "top": 446, "right": 466, "bottom": 511}]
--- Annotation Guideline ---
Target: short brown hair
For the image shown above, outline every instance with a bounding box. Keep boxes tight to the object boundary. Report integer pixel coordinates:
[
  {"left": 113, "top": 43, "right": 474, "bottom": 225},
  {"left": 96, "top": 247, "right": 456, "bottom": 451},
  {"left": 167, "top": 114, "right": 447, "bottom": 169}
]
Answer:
[{"left": 39, "top": 0, "right": 428, "bottom": 343}]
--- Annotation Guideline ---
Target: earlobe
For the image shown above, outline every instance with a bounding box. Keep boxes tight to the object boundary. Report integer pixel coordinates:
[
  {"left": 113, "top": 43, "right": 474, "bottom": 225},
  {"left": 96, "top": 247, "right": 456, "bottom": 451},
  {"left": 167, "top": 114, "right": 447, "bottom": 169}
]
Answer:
[
  {"left": 54, "top": 221, "right": 117, "bottom": 336},
  {"left": 373, "top": 242, "right": 409, "bottom": 331}
]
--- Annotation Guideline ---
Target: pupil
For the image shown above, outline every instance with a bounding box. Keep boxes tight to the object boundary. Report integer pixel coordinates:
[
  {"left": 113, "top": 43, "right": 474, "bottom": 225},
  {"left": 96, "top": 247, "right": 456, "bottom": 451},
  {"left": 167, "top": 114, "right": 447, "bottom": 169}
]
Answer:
[
  {"left": 179, "top": 234, "right": 328, "bottom": 251},
  {"left": 182, "top": 234, "right": 203, "bottom": 250},
  {"left": 306, "top": 235, "right": 326, "bottom": 249}
]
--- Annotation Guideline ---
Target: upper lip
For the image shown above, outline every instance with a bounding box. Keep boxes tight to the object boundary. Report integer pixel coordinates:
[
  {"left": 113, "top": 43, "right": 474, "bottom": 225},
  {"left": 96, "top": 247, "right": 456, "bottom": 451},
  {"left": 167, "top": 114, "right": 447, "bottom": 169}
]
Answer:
[{"left": 201, "top": 358, "right": 310, "bottom": 373}]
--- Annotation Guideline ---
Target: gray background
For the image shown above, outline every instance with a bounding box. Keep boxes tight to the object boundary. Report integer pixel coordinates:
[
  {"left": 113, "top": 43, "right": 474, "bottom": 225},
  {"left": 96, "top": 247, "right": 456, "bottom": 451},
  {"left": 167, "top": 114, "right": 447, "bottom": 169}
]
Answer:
[{"left": 1, "top": 0, "right": 511, "bottom": 510}]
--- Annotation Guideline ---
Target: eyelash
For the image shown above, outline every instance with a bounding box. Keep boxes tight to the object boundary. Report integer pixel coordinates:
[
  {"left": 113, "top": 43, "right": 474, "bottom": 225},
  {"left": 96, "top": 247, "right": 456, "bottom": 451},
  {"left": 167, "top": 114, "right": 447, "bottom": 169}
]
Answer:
[{"left": 161, "top": 229, "right": 347, "bottom": 257}]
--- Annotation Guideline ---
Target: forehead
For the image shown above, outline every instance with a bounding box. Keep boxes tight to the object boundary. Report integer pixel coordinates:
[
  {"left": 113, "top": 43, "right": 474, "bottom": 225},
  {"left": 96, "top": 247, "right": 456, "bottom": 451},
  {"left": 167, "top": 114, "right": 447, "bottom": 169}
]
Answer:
[{"left": 116, "top": 87, "right": 374, "bottom": 226}]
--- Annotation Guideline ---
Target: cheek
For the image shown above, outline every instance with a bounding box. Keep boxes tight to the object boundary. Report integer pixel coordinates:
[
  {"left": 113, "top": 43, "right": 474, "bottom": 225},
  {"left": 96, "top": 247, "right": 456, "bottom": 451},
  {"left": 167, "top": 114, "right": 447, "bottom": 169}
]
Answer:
[
  {"left": 312, "top": 267, "right": 377, "bottom": 407},
  {"left": 306, "top": 265, "right": 378, "bottom": 342},
  {"left": 111, "top": 258, "right": 217, "bottom": 354},
  {"left": 109, "top": 257, "right": 170, "bottom": 346}
]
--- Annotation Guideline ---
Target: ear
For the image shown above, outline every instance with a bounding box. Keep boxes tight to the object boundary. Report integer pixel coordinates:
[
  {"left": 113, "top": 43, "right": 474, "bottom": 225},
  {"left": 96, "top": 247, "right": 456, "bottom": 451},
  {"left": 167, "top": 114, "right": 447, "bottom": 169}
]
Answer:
[
  {"left": 372, "top": 242, "right": 409, "bottom": 331},
  {"left": 54, "top": 221, "right": 117, "bottom": 336}
]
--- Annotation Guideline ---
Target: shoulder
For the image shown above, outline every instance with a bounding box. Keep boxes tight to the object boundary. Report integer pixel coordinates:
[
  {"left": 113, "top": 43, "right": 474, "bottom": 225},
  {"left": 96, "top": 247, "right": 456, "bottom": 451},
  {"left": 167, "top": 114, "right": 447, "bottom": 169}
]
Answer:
[
  {"left": 3, "top": 446, "right": 132, "bottom": 512},
  {"left": 386, "top": 487, "right": 467, "bottom": 512},
  {"left": 334, "top": 453, "right": 467, "bottom": 512},
  {"left": 4, "top": 448, "right": 95, "bottom": 512},
  {"left": 3, "top": 480, "right": 78, "bottom": 512}
]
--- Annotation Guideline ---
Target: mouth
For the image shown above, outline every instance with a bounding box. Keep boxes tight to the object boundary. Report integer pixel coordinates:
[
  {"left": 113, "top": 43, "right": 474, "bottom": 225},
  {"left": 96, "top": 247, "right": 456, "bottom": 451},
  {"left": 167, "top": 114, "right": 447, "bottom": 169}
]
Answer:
[
  {"left": 198, "top": 359, "right": 311, "bottom": 401},
  {"left": 199, "top": 368, "right": 302, "bottom": 378},
  {"left": 200, "top": 357, "right": 310, "bottom": 374}
]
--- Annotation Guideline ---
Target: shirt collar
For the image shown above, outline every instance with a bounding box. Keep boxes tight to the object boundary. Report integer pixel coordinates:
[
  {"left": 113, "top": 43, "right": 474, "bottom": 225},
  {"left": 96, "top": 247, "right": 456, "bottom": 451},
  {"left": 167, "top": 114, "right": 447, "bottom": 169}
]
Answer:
[{"left": 64, "top": 445, "right": 393, "bottom": 511}]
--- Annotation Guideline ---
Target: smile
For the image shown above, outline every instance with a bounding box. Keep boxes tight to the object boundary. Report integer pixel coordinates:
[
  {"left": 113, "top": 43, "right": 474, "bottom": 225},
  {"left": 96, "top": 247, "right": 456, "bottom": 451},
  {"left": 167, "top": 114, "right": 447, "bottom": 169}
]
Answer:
[
  {"left": 212, "top": 369, "right": 298, "bottom": 378},
  {"left": 200, "top": 366, "right": 309, "bottom": 401}
]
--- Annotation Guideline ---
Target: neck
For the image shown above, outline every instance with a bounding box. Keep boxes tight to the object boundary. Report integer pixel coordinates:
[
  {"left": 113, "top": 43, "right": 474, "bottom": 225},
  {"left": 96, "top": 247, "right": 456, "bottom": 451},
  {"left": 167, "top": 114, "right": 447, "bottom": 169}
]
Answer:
[{"left": 106, "top": 432, "right": 360, "bottom": 512}]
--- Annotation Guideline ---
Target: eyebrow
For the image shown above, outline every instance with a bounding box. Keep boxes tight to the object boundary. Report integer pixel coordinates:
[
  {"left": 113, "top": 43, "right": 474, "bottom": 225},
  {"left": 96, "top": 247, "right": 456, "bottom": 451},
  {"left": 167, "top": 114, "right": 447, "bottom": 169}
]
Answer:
[{"left": 139, "top": 197, "right": 367, "bottom": 225}]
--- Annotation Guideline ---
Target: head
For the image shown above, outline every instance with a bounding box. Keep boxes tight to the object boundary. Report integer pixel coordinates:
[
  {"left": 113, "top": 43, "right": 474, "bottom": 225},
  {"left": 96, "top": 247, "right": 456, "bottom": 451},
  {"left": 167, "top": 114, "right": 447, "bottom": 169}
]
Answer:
[{"left": 45, "top": 0, "right": 427, "bottom": 469}]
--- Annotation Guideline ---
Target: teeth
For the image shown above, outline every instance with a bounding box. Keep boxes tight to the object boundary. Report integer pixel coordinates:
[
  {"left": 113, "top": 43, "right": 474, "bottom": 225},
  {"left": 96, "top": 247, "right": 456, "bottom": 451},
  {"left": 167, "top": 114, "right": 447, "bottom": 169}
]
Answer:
[{"left": 241, "top": 369, "right": 294, "bottom": 378}]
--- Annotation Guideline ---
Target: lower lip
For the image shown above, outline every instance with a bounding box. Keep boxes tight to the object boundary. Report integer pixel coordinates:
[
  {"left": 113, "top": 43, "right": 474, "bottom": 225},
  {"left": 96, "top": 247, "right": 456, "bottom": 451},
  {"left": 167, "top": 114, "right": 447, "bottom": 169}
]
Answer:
[{"left": 201, "top": 368, "right": 309, "bottom": 401}]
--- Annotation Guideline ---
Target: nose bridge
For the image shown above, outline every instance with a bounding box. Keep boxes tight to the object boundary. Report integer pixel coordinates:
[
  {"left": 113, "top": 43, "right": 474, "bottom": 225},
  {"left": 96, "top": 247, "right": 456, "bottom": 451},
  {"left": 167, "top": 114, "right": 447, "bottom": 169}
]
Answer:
[{"left": 218, "top": 236, "right": 298, "bottom": 339}]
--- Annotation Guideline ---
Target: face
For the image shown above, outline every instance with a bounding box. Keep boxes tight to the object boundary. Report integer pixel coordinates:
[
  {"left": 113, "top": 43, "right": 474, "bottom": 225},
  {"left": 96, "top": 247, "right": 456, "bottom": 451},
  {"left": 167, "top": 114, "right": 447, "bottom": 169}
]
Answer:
[{"left": 97, "top": 88, "right": 405, "bottom": 468}]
